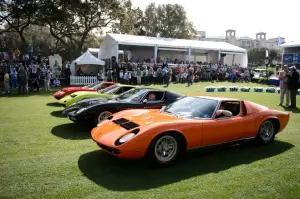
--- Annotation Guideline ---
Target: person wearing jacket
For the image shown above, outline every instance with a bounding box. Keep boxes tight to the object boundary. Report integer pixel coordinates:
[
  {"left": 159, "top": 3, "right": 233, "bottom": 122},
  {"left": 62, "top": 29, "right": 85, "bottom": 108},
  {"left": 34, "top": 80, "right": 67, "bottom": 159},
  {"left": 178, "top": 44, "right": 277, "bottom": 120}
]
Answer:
[
  {"left": 287, "top": 66, "right": 299, "bottom": 108},
  {"left": 17, "top": 66, "right": 28, "bottom": 94}
]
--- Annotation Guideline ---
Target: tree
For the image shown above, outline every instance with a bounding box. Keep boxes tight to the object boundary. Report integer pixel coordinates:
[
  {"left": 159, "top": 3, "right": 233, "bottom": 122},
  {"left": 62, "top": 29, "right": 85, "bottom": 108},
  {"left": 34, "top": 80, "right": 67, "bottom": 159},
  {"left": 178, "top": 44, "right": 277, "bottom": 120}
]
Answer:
[
  {"left": 143, "top": 3, "right": 196, "bottom": 39},
  {"left": 35, "top": 0, "right": 130, "bottom": 60},
  {"left": 110, "top": 1, "right": 144, "bottom": 35},
  {"left": 0, "top": 0, "right": 39, "bottom": 44}
]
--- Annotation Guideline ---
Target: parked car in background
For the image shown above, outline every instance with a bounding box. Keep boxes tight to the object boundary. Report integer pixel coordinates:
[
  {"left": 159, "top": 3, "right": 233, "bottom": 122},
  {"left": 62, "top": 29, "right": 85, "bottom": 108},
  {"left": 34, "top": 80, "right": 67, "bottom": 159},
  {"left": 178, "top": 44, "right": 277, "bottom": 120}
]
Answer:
[
  {"left": 58, "top": 84, "right": 135, "bottom": 107},
  {"left": 53, "top": 81, "right": 115, "bottom": 100},
  {"left": 65, "top": 87, "right": 183, "bottom": 125}
]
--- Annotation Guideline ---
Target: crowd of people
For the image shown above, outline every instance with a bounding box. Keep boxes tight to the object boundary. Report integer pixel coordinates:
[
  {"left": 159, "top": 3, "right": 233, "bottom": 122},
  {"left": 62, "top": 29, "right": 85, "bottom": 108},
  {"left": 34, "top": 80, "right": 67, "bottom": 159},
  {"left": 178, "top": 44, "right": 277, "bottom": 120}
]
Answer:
[
  {"left": 100, "top": 61, "right": 264, "bottom": 88},
  {"left": 1, "top": 56, "right": 71, "bottom": 95}
]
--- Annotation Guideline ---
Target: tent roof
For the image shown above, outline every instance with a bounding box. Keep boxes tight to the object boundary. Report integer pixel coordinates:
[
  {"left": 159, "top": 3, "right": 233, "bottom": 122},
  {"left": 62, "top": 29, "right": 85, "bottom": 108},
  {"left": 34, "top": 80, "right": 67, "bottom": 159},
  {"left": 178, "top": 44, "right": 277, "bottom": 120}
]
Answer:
[
  {"left": 107, "top": 33, "right": 246, "bottom": 53},
  {"left": 87, "top": 48, "right": 99, "bottom": 53},
  {"left": 73, "top": 50, "right": 104, "bottom": 65},
  {"left": 281, "top": 41, "right": 300, "bottom": 48}
]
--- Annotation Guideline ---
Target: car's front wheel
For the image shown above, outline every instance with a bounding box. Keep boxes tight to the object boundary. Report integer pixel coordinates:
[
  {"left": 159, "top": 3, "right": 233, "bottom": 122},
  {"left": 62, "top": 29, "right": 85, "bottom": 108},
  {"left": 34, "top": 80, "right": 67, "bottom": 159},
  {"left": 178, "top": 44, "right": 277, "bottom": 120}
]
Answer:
[
  {"left": 257, "top": 120, "right": 275, "bottom": 144},
  {"left": 94, "top": 111, "right": 112, "bottom": 126},
  {"left": 146, "top": 133, "right": 183, "bottom": 166}
]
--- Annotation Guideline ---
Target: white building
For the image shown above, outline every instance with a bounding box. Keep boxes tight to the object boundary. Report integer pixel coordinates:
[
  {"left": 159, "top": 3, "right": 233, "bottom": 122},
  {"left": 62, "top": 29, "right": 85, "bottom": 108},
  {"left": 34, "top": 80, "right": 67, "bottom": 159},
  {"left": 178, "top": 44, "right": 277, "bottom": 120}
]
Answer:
[
  {"left": 98, "top": 33, "right": 248, "bottom": 67},
  {"left": 195, "top": 29, "right": 285, "bottom": 50}
]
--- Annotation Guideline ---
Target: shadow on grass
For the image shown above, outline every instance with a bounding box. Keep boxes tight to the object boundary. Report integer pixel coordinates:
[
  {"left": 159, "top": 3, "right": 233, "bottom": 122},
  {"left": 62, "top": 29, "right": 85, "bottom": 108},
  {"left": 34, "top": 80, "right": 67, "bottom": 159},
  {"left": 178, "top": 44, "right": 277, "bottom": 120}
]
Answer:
[
  {"left": 283, "top": 107, "right": 300, "bottom": 114},
  {"left": 51, "top": 123, "right": 92, "bottom": 140},
  {"left": 78, "top": 140, "right": 293, "bottom": 191},
  {"left": 50, "top": 110, "right": 65, "bottom": 118},
  {"left": 47, "top": 102, "right": 63, "bottom": 107}
]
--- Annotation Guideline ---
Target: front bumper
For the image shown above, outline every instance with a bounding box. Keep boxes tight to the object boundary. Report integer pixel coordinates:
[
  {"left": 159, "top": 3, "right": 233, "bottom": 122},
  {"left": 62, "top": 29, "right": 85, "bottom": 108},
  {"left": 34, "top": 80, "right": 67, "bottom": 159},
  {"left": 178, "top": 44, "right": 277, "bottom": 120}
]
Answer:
[
  {"left": 67, "top": 111, "right": 93, "bottom": 122},
  {"left": 62, "top": 106, "right": 80, "bottom": 116}
]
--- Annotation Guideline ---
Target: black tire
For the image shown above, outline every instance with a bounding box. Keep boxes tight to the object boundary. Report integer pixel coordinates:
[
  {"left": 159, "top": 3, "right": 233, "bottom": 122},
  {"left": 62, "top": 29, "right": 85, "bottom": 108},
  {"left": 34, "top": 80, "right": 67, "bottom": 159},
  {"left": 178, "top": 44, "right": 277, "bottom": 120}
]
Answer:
[
  {"left": 146, "top": 132, "right": 183, "bottom": 166},
  {"left": 256, "top": 120, "right": 275, "bottom": 144},
  {"left": 93, "top": 110, "right": 112, "bottom": 126}
]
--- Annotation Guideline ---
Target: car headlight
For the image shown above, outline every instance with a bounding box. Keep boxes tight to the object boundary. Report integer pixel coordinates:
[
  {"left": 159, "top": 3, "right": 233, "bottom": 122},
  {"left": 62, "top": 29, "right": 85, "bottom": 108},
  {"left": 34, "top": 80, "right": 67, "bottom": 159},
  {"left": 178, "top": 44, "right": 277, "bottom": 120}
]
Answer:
[
  {"left": 116, "top": 129, "right": 140, "bottom": 145},
  {"left": 119, "top": 133, "right": 135, "bottom": 143},
  {"left": 76, "top": 108, "right": 87, "bottom": 114}
]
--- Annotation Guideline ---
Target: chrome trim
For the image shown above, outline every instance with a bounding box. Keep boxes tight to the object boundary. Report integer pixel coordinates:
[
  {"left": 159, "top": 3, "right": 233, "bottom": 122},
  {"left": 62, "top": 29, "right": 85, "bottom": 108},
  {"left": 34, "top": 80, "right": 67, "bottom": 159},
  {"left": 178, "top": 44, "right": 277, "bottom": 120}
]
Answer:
[{"left": 188, "top": 137, "right": 256, "bottom": 150}]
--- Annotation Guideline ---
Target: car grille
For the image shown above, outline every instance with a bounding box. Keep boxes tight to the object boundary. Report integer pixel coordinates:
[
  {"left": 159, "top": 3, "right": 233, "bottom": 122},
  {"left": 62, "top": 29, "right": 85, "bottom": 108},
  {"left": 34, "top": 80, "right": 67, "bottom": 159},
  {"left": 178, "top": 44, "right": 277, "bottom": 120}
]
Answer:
[
  {"left": 97, "top": 143, "right": 120, "bottom": 154},
  {"left": 112, "top": 118, "right": 139, "bottom": 130}
]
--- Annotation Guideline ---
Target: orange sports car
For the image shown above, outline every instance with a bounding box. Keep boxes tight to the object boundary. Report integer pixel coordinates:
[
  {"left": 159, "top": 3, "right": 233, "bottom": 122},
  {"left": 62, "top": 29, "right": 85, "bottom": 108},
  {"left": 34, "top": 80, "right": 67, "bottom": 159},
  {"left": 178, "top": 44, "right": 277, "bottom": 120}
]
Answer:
[{"left": 91, "top": 96, "right": 290, "bottom": 165}]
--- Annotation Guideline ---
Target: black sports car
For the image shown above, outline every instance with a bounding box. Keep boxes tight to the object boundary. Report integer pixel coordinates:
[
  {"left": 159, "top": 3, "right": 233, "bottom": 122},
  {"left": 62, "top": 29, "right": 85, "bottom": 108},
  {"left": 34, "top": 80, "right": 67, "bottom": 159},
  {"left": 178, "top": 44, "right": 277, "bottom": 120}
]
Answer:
[{"left": 65, "top": 87, "right": 183, "bottom": 126}]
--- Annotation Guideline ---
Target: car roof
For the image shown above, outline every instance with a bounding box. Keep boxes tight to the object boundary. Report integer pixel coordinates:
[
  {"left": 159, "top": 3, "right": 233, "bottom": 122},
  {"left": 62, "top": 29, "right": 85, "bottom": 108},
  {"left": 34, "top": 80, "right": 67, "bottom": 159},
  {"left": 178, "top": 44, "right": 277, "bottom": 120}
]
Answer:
[{"left": 194, "top": 95, "right": 240, "bottom": 101}]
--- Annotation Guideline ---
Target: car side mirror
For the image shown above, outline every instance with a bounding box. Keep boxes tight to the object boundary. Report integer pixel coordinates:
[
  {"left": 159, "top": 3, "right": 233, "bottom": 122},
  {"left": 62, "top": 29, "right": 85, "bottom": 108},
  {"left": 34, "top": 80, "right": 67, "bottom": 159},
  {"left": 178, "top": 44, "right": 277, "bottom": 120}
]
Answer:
[
  {"left": 143, "top": 99, "right": 147, "bottom": 104},
  {"left": 160, "top": 106, "right": 166, "bottom": 112}
]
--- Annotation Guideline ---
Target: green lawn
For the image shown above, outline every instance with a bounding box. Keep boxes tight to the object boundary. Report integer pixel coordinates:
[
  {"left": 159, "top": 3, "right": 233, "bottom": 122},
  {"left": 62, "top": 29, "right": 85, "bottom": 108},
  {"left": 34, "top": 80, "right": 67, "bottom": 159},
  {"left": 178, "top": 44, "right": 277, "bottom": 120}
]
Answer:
[{"left": 1, "top": 82, "right": 300, "bottom": 199}]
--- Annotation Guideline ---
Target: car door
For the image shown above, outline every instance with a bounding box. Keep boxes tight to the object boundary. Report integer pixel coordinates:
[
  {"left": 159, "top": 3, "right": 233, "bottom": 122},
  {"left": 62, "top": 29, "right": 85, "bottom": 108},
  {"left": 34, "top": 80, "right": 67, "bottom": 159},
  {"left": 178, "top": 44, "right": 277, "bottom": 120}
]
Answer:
[{"left": 201, "top": 101, "right": 254, "bottom": 146}]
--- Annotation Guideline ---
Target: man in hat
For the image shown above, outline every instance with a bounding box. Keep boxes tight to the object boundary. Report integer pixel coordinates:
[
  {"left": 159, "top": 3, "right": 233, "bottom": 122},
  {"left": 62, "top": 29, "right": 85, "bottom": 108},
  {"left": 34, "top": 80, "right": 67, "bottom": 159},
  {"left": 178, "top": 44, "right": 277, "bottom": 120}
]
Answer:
[{"left": 287, "top": 66, "right": 299, "bottom": 108}]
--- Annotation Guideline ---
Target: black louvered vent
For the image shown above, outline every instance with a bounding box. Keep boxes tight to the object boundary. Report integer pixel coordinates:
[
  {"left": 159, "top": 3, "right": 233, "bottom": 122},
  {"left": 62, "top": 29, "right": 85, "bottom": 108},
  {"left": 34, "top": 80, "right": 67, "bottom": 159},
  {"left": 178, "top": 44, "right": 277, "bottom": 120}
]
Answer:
[
  {"left": 113, "top": 118, "right": 129, "bottom": 124},
  {"left": 120, "top": 122, "right": 139, "bottom": 130}
]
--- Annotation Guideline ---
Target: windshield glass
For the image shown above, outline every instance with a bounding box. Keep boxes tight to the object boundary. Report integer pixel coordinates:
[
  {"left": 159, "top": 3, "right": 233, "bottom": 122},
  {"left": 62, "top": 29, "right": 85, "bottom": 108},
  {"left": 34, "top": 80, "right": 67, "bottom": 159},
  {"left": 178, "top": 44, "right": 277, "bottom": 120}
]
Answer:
[
  {"left": 98, "top": 85, "right": 118, "bottom": 94},
  {"left": 84, "top": 82, "right": 98, "bottom": 88},
  {"left": 115, "top": 88, "right": 147, "bottom": 102},
  {"left": 163, "top": 97, "right": 219, "bottom": 119}
]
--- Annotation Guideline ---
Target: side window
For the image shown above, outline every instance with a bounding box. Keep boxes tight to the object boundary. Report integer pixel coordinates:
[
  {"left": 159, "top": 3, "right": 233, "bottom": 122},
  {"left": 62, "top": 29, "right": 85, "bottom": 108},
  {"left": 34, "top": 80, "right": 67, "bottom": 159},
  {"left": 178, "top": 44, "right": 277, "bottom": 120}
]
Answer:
[
  {"left": 218, "top": 101, "right": 241, "bottom": 117},
  {"left": 145, "top": 91, "right": 164, "bottom": 101},
  {"left": 122, "top": 87, "right": 134, "bottom": 92},
  {"left": 114, "top": 87, "right": 124, "bottom": 94}
]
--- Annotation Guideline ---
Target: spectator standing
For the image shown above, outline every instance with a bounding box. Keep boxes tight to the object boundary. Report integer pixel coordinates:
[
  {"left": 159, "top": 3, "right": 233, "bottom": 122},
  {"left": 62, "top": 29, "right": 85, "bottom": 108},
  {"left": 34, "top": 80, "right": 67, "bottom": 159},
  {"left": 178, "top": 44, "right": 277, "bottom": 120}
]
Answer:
[
  {"left": 287, "top": 66, "right": 299, "bottom": 108},
  {"left": 136, "top": 68, "right": 142, "bottom": 84},
  {"left": 278, "top": 65, "right": 290, "bottom": 106},
  {"left": 17, "top": 66, "right": 28, "bottom": 94},
  {"left": 44, "top": 67, "right": 52, "bottom": 91},
  {"left": 3, "top": 69, "right": 11, "bottom": 94},
  {"left": 11, "top": 68, "right": 18, "bottom": 88}
]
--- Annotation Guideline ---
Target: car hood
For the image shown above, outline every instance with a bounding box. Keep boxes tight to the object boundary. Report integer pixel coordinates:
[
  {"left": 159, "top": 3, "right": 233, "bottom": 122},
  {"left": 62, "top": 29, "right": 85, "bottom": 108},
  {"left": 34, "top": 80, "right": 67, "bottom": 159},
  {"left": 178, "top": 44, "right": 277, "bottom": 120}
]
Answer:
[
  {"left": 114, "top": 109, "right": 182, "bottom": 126},
  {"left": 63, "top": 87, "right": 84, "bottom": 91},
  {"left": 77, "top": 97, "right": 110, "bottom": 104},
  {"left": 71, "top": 91, "right": 98, "bottom": 96},
  {"left": 92, "top": 109, "right": 182, "bottom": 144}
]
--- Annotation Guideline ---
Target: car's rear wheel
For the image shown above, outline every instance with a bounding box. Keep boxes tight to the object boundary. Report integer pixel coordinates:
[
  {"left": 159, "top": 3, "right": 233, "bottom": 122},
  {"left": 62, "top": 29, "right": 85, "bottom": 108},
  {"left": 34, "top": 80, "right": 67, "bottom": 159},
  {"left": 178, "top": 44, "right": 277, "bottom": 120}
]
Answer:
[
  {"left": 257, "top": 120, "right": 275, "bottom": 144},
  {"left": 146, "top": 133, "right": 182, "bottom": 166},
  {"left": 94, "top": 111, "right": 112, "bottom": 126}
]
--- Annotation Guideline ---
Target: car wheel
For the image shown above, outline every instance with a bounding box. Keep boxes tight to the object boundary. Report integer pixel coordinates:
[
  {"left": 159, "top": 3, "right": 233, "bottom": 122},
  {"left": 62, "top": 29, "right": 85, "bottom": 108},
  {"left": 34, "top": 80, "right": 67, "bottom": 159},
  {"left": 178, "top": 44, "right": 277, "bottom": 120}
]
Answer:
[
  {"left": 257, "top": 120, "right": 275, "bottom": 144},
  {"left": 95, "top": 111, "right": 112, "bottom": 125},
  {"left": 146, "top": 133, "right": 182, "bottom": 166}
]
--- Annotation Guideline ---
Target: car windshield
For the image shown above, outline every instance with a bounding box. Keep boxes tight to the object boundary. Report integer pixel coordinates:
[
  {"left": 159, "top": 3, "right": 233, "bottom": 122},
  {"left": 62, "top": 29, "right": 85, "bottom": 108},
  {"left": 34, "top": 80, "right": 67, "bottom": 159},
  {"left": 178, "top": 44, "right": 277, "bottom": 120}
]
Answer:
[
  {"left": 98, "top": 85, "right": 118, "bottom": 94},
  {"left": 163, "top": 97, "right": 219, "bottom": 119},
  {"left": 84, "top": 82, "right": 98, "bottom": 88},
  {"left": 114, "top": 88, "right": 147, "bottom": 102}
]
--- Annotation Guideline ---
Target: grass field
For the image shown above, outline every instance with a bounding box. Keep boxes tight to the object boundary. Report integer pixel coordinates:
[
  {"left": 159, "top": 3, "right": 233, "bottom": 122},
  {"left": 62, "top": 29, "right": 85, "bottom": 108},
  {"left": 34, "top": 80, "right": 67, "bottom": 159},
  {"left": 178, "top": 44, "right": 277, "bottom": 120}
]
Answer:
[{"left": 0, "top": 82, "right": 300, "bottom": 199}]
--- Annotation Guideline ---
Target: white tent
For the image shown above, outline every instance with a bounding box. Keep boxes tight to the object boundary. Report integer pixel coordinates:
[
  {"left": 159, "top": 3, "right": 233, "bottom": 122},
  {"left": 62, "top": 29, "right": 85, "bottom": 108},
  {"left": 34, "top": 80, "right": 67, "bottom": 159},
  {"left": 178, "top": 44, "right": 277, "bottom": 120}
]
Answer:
[
  {"left": 99, "top": 33, "right": 248, "bottom": 67},
  {"left": 73, "top": 50, "right": 105, "bottom": 65}
]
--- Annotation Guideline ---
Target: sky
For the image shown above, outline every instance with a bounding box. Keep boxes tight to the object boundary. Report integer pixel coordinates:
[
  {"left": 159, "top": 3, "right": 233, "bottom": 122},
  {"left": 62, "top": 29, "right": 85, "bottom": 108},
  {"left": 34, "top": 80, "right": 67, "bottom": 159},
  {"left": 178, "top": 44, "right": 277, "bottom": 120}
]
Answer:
[{"left": 131, "top": 0, "right": 300, "bottom": 42}]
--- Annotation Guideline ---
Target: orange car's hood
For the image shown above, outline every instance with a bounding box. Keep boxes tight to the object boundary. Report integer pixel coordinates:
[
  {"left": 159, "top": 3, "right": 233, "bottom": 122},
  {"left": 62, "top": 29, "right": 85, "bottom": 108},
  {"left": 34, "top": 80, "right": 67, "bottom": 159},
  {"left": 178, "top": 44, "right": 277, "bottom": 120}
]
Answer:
[
  {"left": 119, "top": 109, "right": 181, "bottom": 126},
  {"left": 92, "top": 109, "right": 181, "bottom": 145}
]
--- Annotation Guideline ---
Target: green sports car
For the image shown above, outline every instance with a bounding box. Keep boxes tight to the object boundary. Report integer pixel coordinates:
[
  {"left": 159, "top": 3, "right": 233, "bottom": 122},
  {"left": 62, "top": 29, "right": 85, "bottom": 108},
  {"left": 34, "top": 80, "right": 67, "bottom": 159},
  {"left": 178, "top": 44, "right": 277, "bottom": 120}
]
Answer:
[{"left": 58, "top": 84, "right": 135, "bottom": 107}]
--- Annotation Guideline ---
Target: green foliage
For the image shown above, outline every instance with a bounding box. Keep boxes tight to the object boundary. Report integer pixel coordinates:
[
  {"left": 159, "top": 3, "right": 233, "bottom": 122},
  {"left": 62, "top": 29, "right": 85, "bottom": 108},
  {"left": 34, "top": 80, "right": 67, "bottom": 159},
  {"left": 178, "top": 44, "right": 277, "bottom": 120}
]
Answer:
[
  {"left": 248, "top": 48, "right": 282, "bottom": 66},
  {"left": 143, "top": 3, "right": 197, "bottom": 39}
]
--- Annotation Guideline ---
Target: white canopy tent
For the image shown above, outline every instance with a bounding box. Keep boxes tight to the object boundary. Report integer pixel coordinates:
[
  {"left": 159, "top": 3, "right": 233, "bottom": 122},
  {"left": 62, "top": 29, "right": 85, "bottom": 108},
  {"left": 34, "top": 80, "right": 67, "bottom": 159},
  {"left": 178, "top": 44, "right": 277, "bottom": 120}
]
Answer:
[
  {"left": 71, "top": 50, "right": 105, "bottom": 76},
  {"left": 98, "top": 33, "right": 248, "bottom": 67},
  {"left": 73, "top": 50, "right": 105, "bottom": 65}
]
